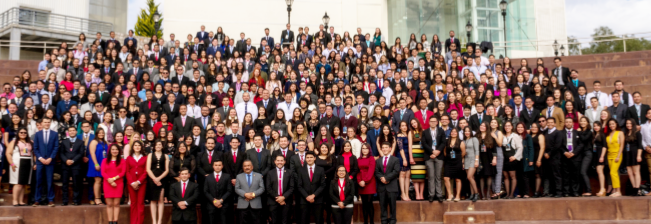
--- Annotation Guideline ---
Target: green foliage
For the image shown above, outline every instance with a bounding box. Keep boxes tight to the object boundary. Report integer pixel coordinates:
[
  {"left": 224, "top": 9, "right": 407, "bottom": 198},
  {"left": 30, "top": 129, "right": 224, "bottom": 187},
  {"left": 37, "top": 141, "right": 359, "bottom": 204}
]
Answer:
[
  {"left": 567, "top": 36, "right": 581, "bottom": 56},
  {"left": 134, "top": 0, "right": 163, "bottom": 38},
  {"left": 577, "top": 26, "right": 651, "bottom": 55}
]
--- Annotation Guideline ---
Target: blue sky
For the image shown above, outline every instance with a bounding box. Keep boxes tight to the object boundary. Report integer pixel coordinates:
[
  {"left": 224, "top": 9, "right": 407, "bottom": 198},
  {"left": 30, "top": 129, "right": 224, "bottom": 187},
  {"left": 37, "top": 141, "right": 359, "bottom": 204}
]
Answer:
[{"left": 126, "top": 0, "right": 647, "bottom": 39}]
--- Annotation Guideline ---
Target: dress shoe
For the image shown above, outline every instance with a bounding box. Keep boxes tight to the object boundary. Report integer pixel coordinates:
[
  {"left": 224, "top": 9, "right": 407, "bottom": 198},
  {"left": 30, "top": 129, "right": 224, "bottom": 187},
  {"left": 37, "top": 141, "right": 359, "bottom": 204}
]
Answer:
[
  {"left": 572, "top": 193, "right": 580, "bottom": 197},
  {"left": 428, "top": 196, "right": 434, "bottom": 202},
  {"left": 48, "top": 202, "right": 55, "bottom": 207},
  {"left": 471, "top": 194, "right": 478, "bottom": 202},
  {"left": 32, "top": 202, "right": 40, "bottom": 207},
  {"left": 437, "top": 197, "right": 444, "bottom": 203},
  {"left": 61, "top": 202, "right": 68, "bottom": 206},
  {"left": 533, "top": 192, "right": 540, "bottom": 198},
  {"left": 554, "top": 194, "right": 562, "bottom": 198},
  {"left": 563, "top": 194, "right": 570, "bottom": 197}
]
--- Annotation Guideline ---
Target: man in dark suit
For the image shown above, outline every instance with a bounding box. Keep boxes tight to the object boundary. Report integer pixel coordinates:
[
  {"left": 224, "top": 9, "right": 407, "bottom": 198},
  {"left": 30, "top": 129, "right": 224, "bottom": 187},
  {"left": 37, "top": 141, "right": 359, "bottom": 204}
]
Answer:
[
  {"left": 139, "top": 90, "right": 161, "bottom": 118},
  {"left": 166, "top": 47, "right": 178, "bottom": 67},
  {"left": 367, "top": 118, "right": 382, "bottom": 157},
  {"left": 123, "top": 30, "right": 138, "bottom": 47},
  {"left": 106, "top": 31, "right": 121, "bottom": 50},
  {"left": 266, "top": 154, "right": 294, "bottom": 224},
  {"left": 172, "top": 67, "right": 190, "bottom": 86},
  {"left": 565, "top": 70, "right": 586, "bottom": 97},
  {"left": 627, "top": 92, "right": 650, "bottom": 125},
  {"left": 421, "top": 116, "right": 447, "bottom": 202},
  {"left": 190, "top": 37, "right": 205, "bottom": 56},
  {"left": 224, "top": 39, "right": 237, "bottom": 60},
  {"left": 469, "top": 103, "right": 492, "bottom": 133},
  {"left": 545, "top": 117, "right": 564, "bottom": 197},
  {"left": 172, "top": 105, "right": 196, "bottom": 139},
  {"left": 445, "top": 30, "right": 461, "bottom": 52},
  {"left": 169, "top": 168, "right": 200, "bottom": 224},
  {"left": 149, "top": 45, "right": 165, "bottom": 65},
  {"left": 126, "top": 60, "right": 144, "bottom": 81},
  {"left": 196, "top": 138, "right": 224, "bottom": 224},
  {"left": 196, "top": 25, "right": 209, "bottom": 43},
  {"left": 245, "top": 135, "right": 272, "bottom": 175},
  {"left": 320, "top": 105, "right": 341, "bottom": 131},
  {"left": 256, "top": 89, "right": 276, "bottom": 118},
  {"left": 271, "top": 136, "right": 295, "bottom": 170},
  {"left": 289, "top": 140, "right": 308, "bottom": 175},
  {"left": 375, "top": 142, "right": 400, "bottom": 224},
  {"left": 33, "top": 118, "right": 59, "bottom": 206},
  {"left": 223, "top": 137, "right": 247, "bottom": 186},
  {"left": 162, "top": 93, "right": 180, "bottom": 120},
  {"left": 59, "top": 126, "right": 85, "bottom": 206},
  {"left": 552, "top": 57, "right": 571, "bottom": 86},
  {"left": 559, "top": 117, "right": 584, "bottom": 197},
  {"left": 204, "top": 160, "right": 233, "bottom": 224},
  {"left": 261, "top": 28, "right": 275, "bottom": 50},
  {"left": 207, "top": 39, "right": 221, "bottom": 57},
  {"left": 55, "top": 91, "right": 76, "bottom": 119},
  {"left": 520, "top": 98, "right": 541, "bottom": 129},
  {"left": 391, "top": 99, "right": 415, "bottom": 133},
  {"left": 297, "top": 151, "right": 326, "bottom": 224},
  {"left": 285, "top": 51, "right": 300, "bottom": 72},
  {"left": 280, "top": 24, "right": 295, "bottom": 47},
  {"left": 224, "top": 123, "right": 246, "bottom": 153}
]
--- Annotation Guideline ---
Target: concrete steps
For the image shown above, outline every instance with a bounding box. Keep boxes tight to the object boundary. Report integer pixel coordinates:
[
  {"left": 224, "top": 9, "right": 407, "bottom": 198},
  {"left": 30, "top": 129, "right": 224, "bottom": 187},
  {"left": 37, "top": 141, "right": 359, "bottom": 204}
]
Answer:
[{"left": 444, "top": 211, "right": 495, "bottom": 223}]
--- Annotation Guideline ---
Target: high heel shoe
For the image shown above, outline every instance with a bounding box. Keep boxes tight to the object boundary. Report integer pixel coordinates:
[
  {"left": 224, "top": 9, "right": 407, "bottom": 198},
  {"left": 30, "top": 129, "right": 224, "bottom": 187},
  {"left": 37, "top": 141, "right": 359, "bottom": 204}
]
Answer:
[
  {"left": 596, "top": 189, "right": 606, "bottom": 197},
  {"left": 609, "top": 192, "right": 621, "bottom": 197},
  {"left": 471, "top": 194, "right": 479, "bottom": 202}
]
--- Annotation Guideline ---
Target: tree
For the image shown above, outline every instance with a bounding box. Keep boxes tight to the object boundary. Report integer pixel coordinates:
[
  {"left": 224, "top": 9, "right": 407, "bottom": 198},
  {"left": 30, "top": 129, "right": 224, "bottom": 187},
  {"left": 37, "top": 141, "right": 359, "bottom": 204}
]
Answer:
[
  {"left": 580, "top": 26, "right": 651, "bottom": 55},
  {"left": 567, "top": 36, "right": 581, "bottom": 56},
  {"left": 134, "top": 0, "right": 163, "bottom": 38}
]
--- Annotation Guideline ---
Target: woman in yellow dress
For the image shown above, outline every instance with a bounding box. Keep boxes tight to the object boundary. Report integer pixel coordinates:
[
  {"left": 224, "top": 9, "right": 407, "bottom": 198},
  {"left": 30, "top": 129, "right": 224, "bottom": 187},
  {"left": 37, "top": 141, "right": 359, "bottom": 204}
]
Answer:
[{"left": 605, "top": 118, "right": 625, "bottom": 197}]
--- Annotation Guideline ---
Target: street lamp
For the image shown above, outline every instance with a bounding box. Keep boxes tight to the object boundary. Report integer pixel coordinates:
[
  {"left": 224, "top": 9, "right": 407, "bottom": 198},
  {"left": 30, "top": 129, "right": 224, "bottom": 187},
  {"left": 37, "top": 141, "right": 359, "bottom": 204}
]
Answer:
[
  {"left": 286, "top": 0, "right": 294, "bottom": 24},
  {"left": 153, "top": 9, "right": 160, "bottom": 37},
  {"left": 322, "top": 12, "right": 330, "bottom": 30},
  {"left": 499, "top": 0, "right": 508, "bottom": 57},
  {"left": 553, "top": 40, "right": 559, "bottom": 56},
  {"left": 465, "top": 21, "right": 472, "bottom": 43},
  {"left": 560, "top": 45, "right": 565, "bottom": 56}
]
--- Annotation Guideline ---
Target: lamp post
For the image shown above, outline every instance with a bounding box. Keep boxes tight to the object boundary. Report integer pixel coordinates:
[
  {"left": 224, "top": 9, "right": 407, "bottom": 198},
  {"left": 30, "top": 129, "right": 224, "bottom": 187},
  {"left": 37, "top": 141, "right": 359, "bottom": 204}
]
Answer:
[
  {"left": 286, "top": 0, "right": 294, "bottom": 24},
  {"left": 465, "top": 21, "right": 472, "bottom": 44},
  {"left": 553, "top": 40, "right": 559, "bottom": 56},
  {"left": 560, "top": 45, "right": 565, "bottom": 56},
  {"left": 322, "top": 12, "right": 330, "bottom": 30},
  {"left": 153, "top": 9, "right": 160, "bottom": 38},
  {"left": 499, "top": 0, "right": 508, "bottom": 57}
]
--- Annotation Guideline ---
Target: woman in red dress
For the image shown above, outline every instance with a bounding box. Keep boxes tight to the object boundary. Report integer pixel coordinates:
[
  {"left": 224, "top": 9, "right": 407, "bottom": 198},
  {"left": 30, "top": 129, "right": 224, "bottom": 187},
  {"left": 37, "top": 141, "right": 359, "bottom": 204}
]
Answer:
[
  {"left": 101, "top": 144, "right": 126, "bottom": 224},
  {"left": 126, "top": 141, "right": 148, "bottom": 224},
  {"left": 356, "top": 143, "right": 377, "bottom": 224}
]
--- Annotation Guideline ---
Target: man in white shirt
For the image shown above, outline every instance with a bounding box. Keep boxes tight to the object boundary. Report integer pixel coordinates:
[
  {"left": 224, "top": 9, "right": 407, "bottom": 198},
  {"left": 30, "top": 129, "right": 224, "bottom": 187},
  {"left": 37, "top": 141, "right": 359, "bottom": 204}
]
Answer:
[
  {"left": 276, "top": 92, "right": 299, "bottom": 121},
  {"left": 641, "top": 110, "right": 651, "bottom": 189},
  {"left": 235, "top": 92, "right": 258, "bottom": 123},
  {"left": 234, "top": 83, "right": 251, "bottom": 106},
  {"left": 584, "top": 81, "right": 610, "bottom": 110},
  {"left": 185, "top": 95, "right": 202, "bottom": 118},
  {"left": 322, "top": 42, "right": 337, "bottom": 60},
  {"left": 381, "top": 80, "right": 394, "bottom": 106},
  {"left": 607, "top": 80, "right": 634, "bottom": 107}
]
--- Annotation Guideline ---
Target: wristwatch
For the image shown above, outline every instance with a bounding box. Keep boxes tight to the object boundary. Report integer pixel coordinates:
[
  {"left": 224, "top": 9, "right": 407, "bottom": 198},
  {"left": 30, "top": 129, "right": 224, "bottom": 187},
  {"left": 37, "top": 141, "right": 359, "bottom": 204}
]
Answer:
[{"left": 252, "top": 193, "right": 256, "bottom": 197}]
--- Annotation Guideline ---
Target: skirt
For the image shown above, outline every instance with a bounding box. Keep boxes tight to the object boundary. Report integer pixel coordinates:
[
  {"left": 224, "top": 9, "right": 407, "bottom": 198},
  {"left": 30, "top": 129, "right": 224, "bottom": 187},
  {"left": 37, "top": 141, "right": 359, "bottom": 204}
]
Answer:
[
  {"left": 622, "top": 143, "right": 639, "bottom": 167},
  {"left": 10, "top": 156, "right": 33, "bottom": 185},
  {"left": 410, "top": 144, "right": 426, "bottom": 181},
  {"left": 503, "top": 159, "right": 519, "bottom": 172}
]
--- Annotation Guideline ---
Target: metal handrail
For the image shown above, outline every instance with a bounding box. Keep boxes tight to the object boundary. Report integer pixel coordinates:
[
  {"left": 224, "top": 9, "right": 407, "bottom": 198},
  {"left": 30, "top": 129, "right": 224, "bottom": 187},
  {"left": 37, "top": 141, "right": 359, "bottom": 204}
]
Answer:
[{"left": 0, "top": 7, "right": 113, "bottom": 35}]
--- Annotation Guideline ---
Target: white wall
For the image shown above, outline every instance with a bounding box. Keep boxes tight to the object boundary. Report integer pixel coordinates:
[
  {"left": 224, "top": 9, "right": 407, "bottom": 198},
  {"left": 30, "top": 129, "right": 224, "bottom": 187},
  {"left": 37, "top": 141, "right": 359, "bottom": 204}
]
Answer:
[
  {"left": 163, "top": 0, "right": 388, "bottom": 47},
  {"left": 533, "top": 0, "right": 568, "bottom": 57},
  {"left": 0, "top": 0, "right": 88, "bottom": 19}
]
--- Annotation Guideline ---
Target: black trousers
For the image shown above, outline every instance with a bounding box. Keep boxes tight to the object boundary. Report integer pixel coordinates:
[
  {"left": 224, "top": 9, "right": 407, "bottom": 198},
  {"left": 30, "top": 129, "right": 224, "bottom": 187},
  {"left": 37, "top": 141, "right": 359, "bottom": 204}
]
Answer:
[
  {"left": 580, "top": 151, "right": 593, "bottom": 193},
  {"left": 269, "top": 203, "right": 291, "bottom": 224},
  {"left": 61, "top": 166, "right": 82, "bottom": 204},
  {"left": 378, "top": 191, "right": 397, "bottom": 224},
  {"left": 360, "top": 194, "right": 375, "bottom": 224},
  {"left": 562, "top": 156, "right": 581, "bottom": 195},
  {"left": 239, "top": 207, "right": 261, "bottom": 224},
  {"left": 550, "top": 156, "right": 563, "bottom": 196},
  {"left": 300, "top": 203, "right": 323, "bottom": 224},
  {"left": 332, "top": 207, "right": 354, "bottom": 224},
  {"left": 173, "top": 221, "right": 196, "bottom": 224},
  {"left": 206, "top": 203, "right": 231, "bottom": 224}
]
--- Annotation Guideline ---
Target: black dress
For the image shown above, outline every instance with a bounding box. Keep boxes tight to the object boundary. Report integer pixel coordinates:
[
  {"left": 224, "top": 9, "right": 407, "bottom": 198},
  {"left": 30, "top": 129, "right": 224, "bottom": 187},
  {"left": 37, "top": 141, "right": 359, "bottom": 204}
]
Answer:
[
  {"left": 532, "top": 133, "right": 544, "bottom": 174},
  {"left": 307, "top": 120, "right": 320, "bottom": 141},
  {"left": 502, "top": 134, "right": 519, "bottom": 172},
  {"left": 478, "top": 137, "right": 496, "bottom": 177},
  {"left": 146, "top": 153, "right": 168, "bottom": 200},
  {"left": 333, "top": 137, "right": 345, "bottom": 155},
  {"left": 623, "top": 132, "right": 643, "bottom": 167},
  {"left": 592, "top": 135, "right": 606, "bottom": 166},
  {"left": 444, "top": 140, "right": 464, "bottom": 179},
  {"left": 252, "top": 117, "right": 269, "bottom": 134}
]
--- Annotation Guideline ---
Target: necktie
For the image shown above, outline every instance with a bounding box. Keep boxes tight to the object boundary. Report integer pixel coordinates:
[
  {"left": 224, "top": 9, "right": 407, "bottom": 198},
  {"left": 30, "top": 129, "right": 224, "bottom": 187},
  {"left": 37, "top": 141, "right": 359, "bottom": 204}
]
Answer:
[
  {"left": 182, "top": 182, "right": 186, "bottom": 197},
  {"left": 182, "top": 116, "right": 186, "bottom": 126},
  {"left": 44, "top": 131, "right": 49, "bottom": 144},
  {"left": 309, "top": 167, "right": 313, "bottom": 182},
  {"left": 247, "top": 174, "right": 251, "bottom": 187},
  {"left": 208, "top": 151, "right": 213, "bottom": 163},
  {"left": 215, "top": 174, "right": 220, "bottom": 182},
  {"left": 84, "top": 134, "right": 89, "bottom": 146},
  {"left": 300, "top": 154, "right": 304, "bottom": 165},
  {"left": 383, "top": 157, "right": 388, "bottom": 172},
  {"left": 148, "top": 101, "right": 151, "bottom": 109},
  {"left": 547, "top": 108, "right": 552, "bottom": 118},
  {"left": 278, "top": 169, "right": 283, "bottom": 195},
  {"left": 516, "top": 106, "right": 520, "bottom": 116},
  {"left": 264, "top": 100, "right": 267, "bottom": 108},
  {"left": 233, "top": 152, "right": 237, "bottom": 163},
  {"left": 203, "top": 117, "right": 207, "bottom": 128},
  {"left": 282, "top": 150, "right": 286, "bottom": 157},
  {"left": 400, "top": 110, "right": 404, "bottom": 120},
  {"left": 338, "top": 180, "right": 345, "bottom": 202},
  {"left": 245, "top": 103, "right": 248, "bottom": 114}
]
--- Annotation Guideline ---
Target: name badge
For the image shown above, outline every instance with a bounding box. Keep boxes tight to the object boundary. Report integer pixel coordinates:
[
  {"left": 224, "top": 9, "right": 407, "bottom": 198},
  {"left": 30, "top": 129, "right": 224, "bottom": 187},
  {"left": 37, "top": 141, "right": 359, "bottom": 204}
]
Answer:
[
  {"left": 481, "top": 144, "right": 487, "bottom": 152},
  {"left": 451, "top": 150, "right": 456, "bottom": 159},
  {"left": 326, "top": 125, "right": 330, "bottom": 129},
  {"left": 626, "top": 143, "right": 630, "bottom": 152},
  {"left": 279, "top": 130, "right": 283, "bottom": 136},
  {"left": 505, "top": 143, "right": 511, "bottom": 151},
  {"left": 343, "top": 126, "right": 348, "bottom": 134},
  {"left": 310, "top": 131, "right": 314, "bottom": 139},
  {"left": 70, "top": 147, "right": 73, "bottom": 152},
  {"left": 613, "top": 115, "right": 617, "bottom": 119},
  {"left": 593, "top": 145, "right": 597, "bottom": 152},
  {"left": 102, "top": 150, "right": 107, "bottom": 158}
]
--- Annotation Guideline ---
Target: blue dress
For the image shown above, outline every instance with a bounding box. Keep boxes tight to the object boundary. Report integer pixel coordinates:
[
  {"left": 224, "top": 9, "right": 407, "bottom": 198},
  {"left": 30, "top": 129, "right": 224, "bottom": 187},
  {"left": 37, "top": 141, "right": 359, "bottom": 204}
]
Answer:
[
  {"left": 87, "top": 141, "right": 108, "bottom": 177},
  {"left": 396, "top": 136, "right": 411, "bottom": 171}
]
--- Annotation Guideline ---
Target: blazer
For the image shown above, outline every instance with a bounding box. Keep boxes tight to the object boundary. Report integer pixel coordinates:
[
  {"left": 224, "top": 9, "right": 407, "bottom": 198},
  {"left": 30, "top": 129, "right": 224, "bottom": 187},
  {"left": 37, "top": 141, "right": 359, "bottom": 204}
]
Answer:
[
  {"left": 559, "top": 129, "right": 584, "bottom": 162},
  {"left": 296, "top": 165, "right": 327, "bottom": 204},
  {"left": 519, "top": 108, "right": 541, "bottom": 129},
  {"left": 204, "top": 172, "right": 233, "bottom": 203},
  {"left": 265, "top": 168, "right": 295, "bottom": 205},
  {"left": 222, "top": 149, "right": 246, "bottom": 180},
  {"left": 169, "top": 181, "right": 200, "bottom": 221},
  {"left": 139, "top": 100, "right": 161, "bottom": 117},
  {"left": 414, "top": 110, "right": 434, "bottom": 129},
  {"left": 391, "top": 109, "right": 415, "bottom": 133},
  {"left": 584, "top": 107, "right": 604, "bottom": 125},
  {"left": 256, "top": 100, "right": 277, "bottom": 118},
  {"left": 552, "top": 67, "right": 572, "bottom": 85},
  {"left": 234, "top": 172, "right": 265, "bottom": 209},
  {"left": 172, "top": 115, "right": 196, "bottom": 138},
  {"left": 445, "top": 37, "right": 461, "bottom": 52},
  {"left": 245, "top": 148, "right": 272, "bottom": 175},
  {"left": 59, "top": 138, "right": 85, "bottom": 169},
  {"left": 196, "top": 31, "right": 209, "bottom": 42},
  {"left": 469, "top": 112, "right": 493, "bottom": 133},
  {"left": 162, "top": 103, "right": 180, "bottom": 119},
  {"left": 271, "top": 149, "right": 295, "bottom": 170},
  {"left": 112, "top": 117, "right": 134, "bottom": 133},
  {"left": 421, "top": 127, "right": 447, "bottom": 160},
  {"left": 329, "top": 178, "right": 355, "bottom": 206},
  {"left": 545, "top": 129, "right": 563, "bottom": 158},
  {"left": 224, "top": 134, "right": 246, "bottom": 153},
  {"left": 544, "top": 107, "right": 565, "bottom": 130},
  {"left": 56, "top": 100, "right": 77, "bottom": 119},
  {"left": 196, "top": 150, "right": 225, "bottom": 177},
  {"left": 261, "top": 36, "right": 275, "bottom": 50},
  {"left": 126, "top": 155, "right": 148, "bottom": 186},
  {"left": 280, "top": 30, "right": 295, "bottom": 45},
  {"left": 627, "top": 104, "right": 650, "bottom": 125},
  {"left": 374, "top": 156, "right": 400, "bottom": 193},
  {"left": 33, "top": 130, "right": 59, "bottom": 165},
  {"left": 335, "top": 155, "right": 359, "bottom": 180},
  {"left": 366, "top": 129, "right": 380, "bottom": 157},
  {"left": 289, "top": 152, "right": 307, "bottom": 175}
]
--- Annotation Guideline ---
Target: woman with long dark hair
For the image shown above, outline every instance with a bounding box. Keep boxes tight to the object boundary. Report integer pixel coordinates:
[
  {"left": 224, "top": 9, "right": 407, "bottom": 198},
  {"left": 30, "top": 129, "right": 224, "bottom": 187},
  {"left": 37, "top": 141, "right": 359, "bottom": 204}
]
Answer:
[
  {"left": 605, "top": 119, "right": 624, "bottom": 197},
  {"left": 101, "top": 144, "right": 125, "bottom": 224},
  {"left": 623, "top": 118, "right": 644, "bottom": 196},
  {"left": 463, "top": 126, "right": 480, "bottom": 202},
  {"left": 593, "top": 121, "right": 608, "bottom": 197},
  {"left": 478, "top": 123, "right": 497, "bottom": 200},
  {"left": 7, "top": 127, "right": 32, "bottom": 206},
  {"left": 330, "top": 165, "right": 355, "bottom": 224},
  {"left": 88, "top": 128, "right": 108, "bottom": 205},
  {"left": 126, "top": 140, "right": 147, "bottom": 224},
  {"left": 146, "top": 140, "right": 169, "bottom": 223},
  {"left": 356, "top": 143, "right": 376, "bottom": 224}
]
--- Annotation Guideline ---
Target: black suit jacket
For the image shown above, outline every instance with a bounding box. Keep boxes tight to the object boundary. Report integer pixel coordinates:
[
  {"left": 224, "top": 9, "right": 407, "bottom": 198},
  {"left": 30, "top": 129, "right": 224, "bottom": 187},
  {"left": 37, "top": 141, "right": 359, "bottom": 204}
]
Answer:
[
  {"left": 204, "top": 172, "right": 233, "bottom": 203},
  {"left": 223, "top": 134, "right": 246, "bottom": 153},
  {"left": 626, "top": 104, "right": 650, "bottom": 125},
  {"left": 421, "top": 127, "right": 447, "bottom": 160},
  {"left": 296, "top": 165, "right": 326, "bottom": 204},
  {"left": 519, "top": 108, "right": 541, "bottom": 129},
  {"left": 445, "top": 38, "right": 461, "bottom": 52},
  {"left": 552, "top": 67, "right": 572, "bottom": 86},
  {"left": 469, "top": 113, "right": 492, "bottom": 133},
  {"left": 172, "top": 116, "right": 196, "bottom": 138},
  {"left": 545, "top": 129, "right": 563, "bottom": 158},
  {"left": 289, "top": 152, "right": 307, "bottom": 175},
  {"left": 196, "top": 150, "right": 225, "bottom": 177},
  {"left": 335, "top": 155, "right": 359, "bottom": 179},
  {"left": 162, "top": 103, "right": 180, "bottom": 119},
  {"left": 375, "top": 156, "right": 400, "bottom": 193},
  {"left": 265, "top": 168, "right": 295, "bottom": 205},
  {"left": 559, "top": 129, "right": 584, "bottom": 161},
  {"left": 271, "top": 149, "right": 295, "bottom": 170},
  {"left": 256, "top": 100, "right": 277, "bottom": 118},
  {"left": 245, "top": 148, "right": 272, "bottom": 175},
  {"left": 222, "top": 149, "right": 247, "bottom": 180},
  {"left": 169, "top": 181, "right": 199, "bottom": 222},
  {"left": 59, "top": 138, "right": 85, "bottom": 169},
  {"left": 139, "top": 100, "right": 161, "bottom": 118},
  {"left": 328, "top": 178, "right": 355, "bottom": 205},
  {"left": 281, "top": 30, "right": 295, "bottom": 45},
  {"left": 171, "top": 76, "right": 190, "bottom": 87}
]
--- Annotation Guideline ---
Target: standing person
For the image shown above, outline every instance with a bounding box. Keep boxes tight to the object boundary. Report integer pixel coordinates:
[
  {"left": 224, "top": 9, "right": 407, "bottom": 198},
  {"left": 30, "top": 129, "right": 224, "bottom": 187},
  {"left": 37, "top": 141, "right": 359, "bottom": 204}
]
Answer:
[
  {"left": 204, "top": 160, "right": 233, "bottom": 224},
  {"left": 577, "top": 117, "right": 594, "bottom": 197},
  {"left": 196, "top": 137, "right": 223, "bottom": 224},
  {"left": 545, "top": 117, "right": 564, "bottom": 198},
  {"left": 592, "top": 121, "right": 608, "bottom": 197},
  {"left": 530, "top": 123, "right": 546, "bottom": 197},
  {"left": 501, "top": 122, "right": 522, "bottom": 199},
  {"left": 516, "top": 123, "right": 535, "bottom": 198},
  {"left": 59, "top": 126, "right": 85, "bottom": 205},
  {"left": 126, "top": 141, "right": 148, "bottom": 224},
  {"left": 101, "top": 144, "right": 126, "bottom": 224},
  {"left": 88, "top": 128, "right": 108, "bottom": 205},
  {"left": 235, "top": 160, "right": 265, "bottom": 224},
  {"left": 622, "top": 119, "right": 644, "bottom": 196},
  {"left": 146, "top": 140, "right": 170, "bottom": 224},
  {"left": 169, "top": 168, "right": 200, "bottom": 224},
  {"left": 478, "top": 123, "right": 497, "bottom": 200},
  {"left": 489, "top": 119, "right": 504, "bottom": 199},
  {"left": 422, "top": 116, "right": 446, "bottom": 202},
  {"left": 33, "top": 118, "right": 59, "bottom": 207},
  {"left": 357, "top": 143, "right": 376, "bottom": 224},
  {"left": 462, "top": 127, "right": 480, "bottom": 202},
  {"left": 443, "top": 128, "right": 466, "bottom": 201},
  {"left": 375, "top": 142, "right": 400, "bottom": 224},
  {"left": 395, "top": 121, "right": 413, "bottom": 201},
  {"left": 605, "top": 118, "right": 624, "bottom": 197},
  {"left": 642, "top": 110, "right": 651, "bottom": 196},
  {"left": 330, "top": 166, "right": 355, "bottom": 224},
  {"left": 265, "top": 155, "right": 294, "bottom": 224},
  {"left": 297, "top": 151, "right": 326, "bottom": 224},
  {"left": 7, "top": 127, "right": 33, "bottom": 206}
]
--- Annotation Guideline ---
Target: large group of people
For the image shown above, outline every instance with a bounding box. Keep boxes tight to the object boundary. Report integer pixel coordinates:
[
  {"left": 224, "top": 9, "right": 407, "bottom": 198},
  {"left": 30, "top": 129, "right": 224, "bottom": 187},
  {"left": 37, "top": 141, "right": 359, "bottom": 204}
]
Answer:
[{"left": 0, "top": 22, "right": 650, "bottom": 224}]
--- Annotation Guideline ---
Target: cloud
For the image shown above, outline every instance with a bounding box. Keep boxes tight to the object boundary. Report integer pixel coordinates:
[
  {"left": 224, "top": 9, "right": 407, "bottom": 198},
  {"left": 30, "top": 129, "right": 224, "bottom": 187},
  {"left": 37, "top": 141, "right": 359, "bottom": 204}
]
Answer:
[
  {"left": 126, "top": 0, "right": 164, "bottom": 33},
  {"left": 565, "top": 0, "right": 650, "bottom": 38}
]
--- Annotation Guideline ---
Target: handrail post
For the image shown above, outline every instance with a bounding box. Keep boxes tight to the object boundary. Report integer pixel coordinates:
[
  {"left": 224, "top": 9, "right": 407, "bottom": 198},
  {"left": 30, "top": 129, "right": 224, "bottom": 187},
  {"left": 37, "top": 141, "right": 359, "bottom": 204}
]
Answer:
[{"left": 623, "top": 38, "right": 626, "bottom": 53}]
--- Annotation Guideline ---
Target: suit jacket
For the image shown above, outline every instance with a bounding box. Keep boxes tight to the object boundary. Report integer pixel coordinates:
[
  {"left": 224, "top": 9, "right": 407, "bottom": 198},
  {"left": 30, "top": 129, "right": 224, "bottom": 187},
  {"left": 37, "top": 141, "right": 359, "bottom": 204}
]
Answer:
[
  {"left": 162, "top": 103, "right": 180, "bottom": 119},
  {"left": 296, "top": 165, "right": 326, "bottom": 204},
  {"left": 627, "top": 104, "right": 650, "bottom": 125},
  {"left": 414, "top": 110, "right": 434, "bottom": 129},
  {"left": 552, "top": 67, "right": 572, "bottom": 86},
  {"left": 544, "top": 107, "right": 565, "bottom": 130},
  {"left": 55, "top": 100, "right": 77, "bottom": 119},
  {"left": 206, "top": 45, "right": 222, "bottom": 57},
  {"left": 204, "top": 172, "right": 233, "bottom": 204},
  {"left": 33, "top": 130, "right": 60, "bottom": 165},
  {"left": 112, "top": 117, "right": 134, "bottom": 133},
  {"left": 171, "top": 76, "right": 190, "bottom": 87},
  {"left": 224, "top": 45, "right": 237, "bottom": 60},
  {"left": 265, "top": 168, "right": 294, "bottom": 205},
  {"left": 166, "top": 54, "right": 178, "bottom": 67},
  {"left": 245, "top": 148, "right": 272, "bottom": 175},
  {"left": 196, "top": 31, "right": 209, "bottom": 43},
  {"left": 289, "top": 152, "right": 307, "bottom": 175},
  {"left": 559, "top": 129, "right": 584, "bottom": 161},
  {"left": 59, "top": 138, "right": 85, "bottom": 169},
  {"left": 445, "top": 38, "right": 461, "bottom": 52},
  {"left": 469, "top": 113, "right": 493, "bottom": 133},
  {"left": 391, "top": 109, "right": 415, "bottom": 133},
  {"left": 584, "top": 107, "right": 604, "bottom": 125},
  {"left": 190, "top": 44, "right": 205, "bottom": 55},
  {"left": 234, "top": 172, "right": 265, "bottom": 209},
  {"left": 169, "top": 181, "right": 200, "bottom": 221},
  {"left": 224, "top": 134, "right": 246, "bottom": 153},
  {"left": 123, "top": 37, "right": 137, "bottom": 48},
  {"left": 255, "top": 100, "right": 277, "bottom": 118},
  {"left": 519, "top": 108, "right": 541, "bottom": 129},
  {"left": 280, "top": 30, "right": 295, "bottom": 45},
  {"left": 139, "top": 100, "right": 161, "bottom": 118},
  {"left": 261, "top": 36, "right": 275, "bottom": 50},
  {"left": 172, "top": 115, "right": 196, "bottom": 138},
  {"left": 329, "top": 178, "right": 355, "bottom": 205},
  {"left": 222, "top": 149, "right": 246, "bottom": 180},
  {"left": 197, "top": 150, "right": 225, "bottom": 178},
  {"left": 127, "top": 68, "right": 145, "bottom": 82},
  {"left": 544, "top": 129, "right": 563, "bottom": 158},
  {"left": 375, "top": 156, "right": 400, "bottom": 193},
  {"left": 421, "top": 127, "right": 446, "bottom": 160},
  {"left": 271, "top": 149, "right": 295, "bottom": 170}
]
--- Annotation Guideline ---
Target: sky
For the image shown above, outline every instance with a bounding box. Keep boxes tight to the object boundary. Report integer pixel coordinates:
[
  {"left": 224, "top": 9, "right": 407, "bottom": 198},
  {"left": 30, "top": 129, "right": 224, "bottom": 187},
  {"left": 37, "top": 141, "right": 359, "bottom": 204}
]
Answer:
[{"left": 125, "top": 0, "right": 648, "bottom": 39}]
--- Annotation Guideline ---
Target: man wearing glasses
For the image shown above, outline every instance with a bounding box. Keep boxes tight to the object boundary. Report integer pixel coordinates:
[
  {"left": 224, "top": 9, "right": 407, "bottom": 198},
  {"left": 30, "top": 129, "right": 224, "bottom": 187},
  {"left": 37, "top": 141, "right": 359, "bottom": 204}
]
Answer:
[
  {"left": 156, "top": 69, "right": 172, "bottom": 86},
  {"left": 171, "top": 83, "right": 186, "bottom": 105},
  {"left": 92, "top": 102, "right": 106, "bottom": 124},
  {"left": 113, "top": 107, "right": 134, "bottom": 132},
  {"left": 0, "top": 83, "right": 16, "bottom": 100},
  {"left": 145, "top": 59, "right": 160, "bottom": 83},
  {"left": 172, "top": 67, "right": 189, "bottom": 87}
]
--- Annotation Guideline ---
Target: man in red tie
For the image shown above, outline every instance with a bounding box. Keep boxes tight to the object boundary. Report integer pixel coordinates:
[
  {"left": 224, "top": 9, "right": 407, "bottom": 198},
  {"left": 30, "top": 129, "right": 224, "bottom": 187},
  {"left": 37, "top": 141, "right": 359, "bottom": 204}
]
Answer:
[
  {"left": 272, "top": 136, "right": 295, "bottom": 170},
  {"left": 204, "top": 160, "right": 233, "bottom": 224},
  {"left": 266, "top": 155, "right": 295, "bottom": 224},
  {"left": 245, "top": 135, "right": 272, "bottom": 176},
  {"left": 169, "top": 168, "right": 199, "bottom": 224},
  {"left": 297, "top": 151, "right": 325, "bottom": 224},
  {"left": 376, "top": 142, "right": 400, "bottom": 224}
]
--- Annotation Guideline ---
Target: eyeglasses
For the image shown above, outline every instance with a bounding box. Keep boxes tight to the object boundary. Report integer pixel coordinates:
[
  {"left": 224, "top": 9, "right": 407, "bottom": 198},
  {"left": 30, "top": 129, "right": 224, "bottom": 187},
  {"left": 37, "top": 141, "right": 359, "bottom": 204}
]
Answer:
[{"left": 19, "top": 132, "right": 27, "bottom": 134}]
